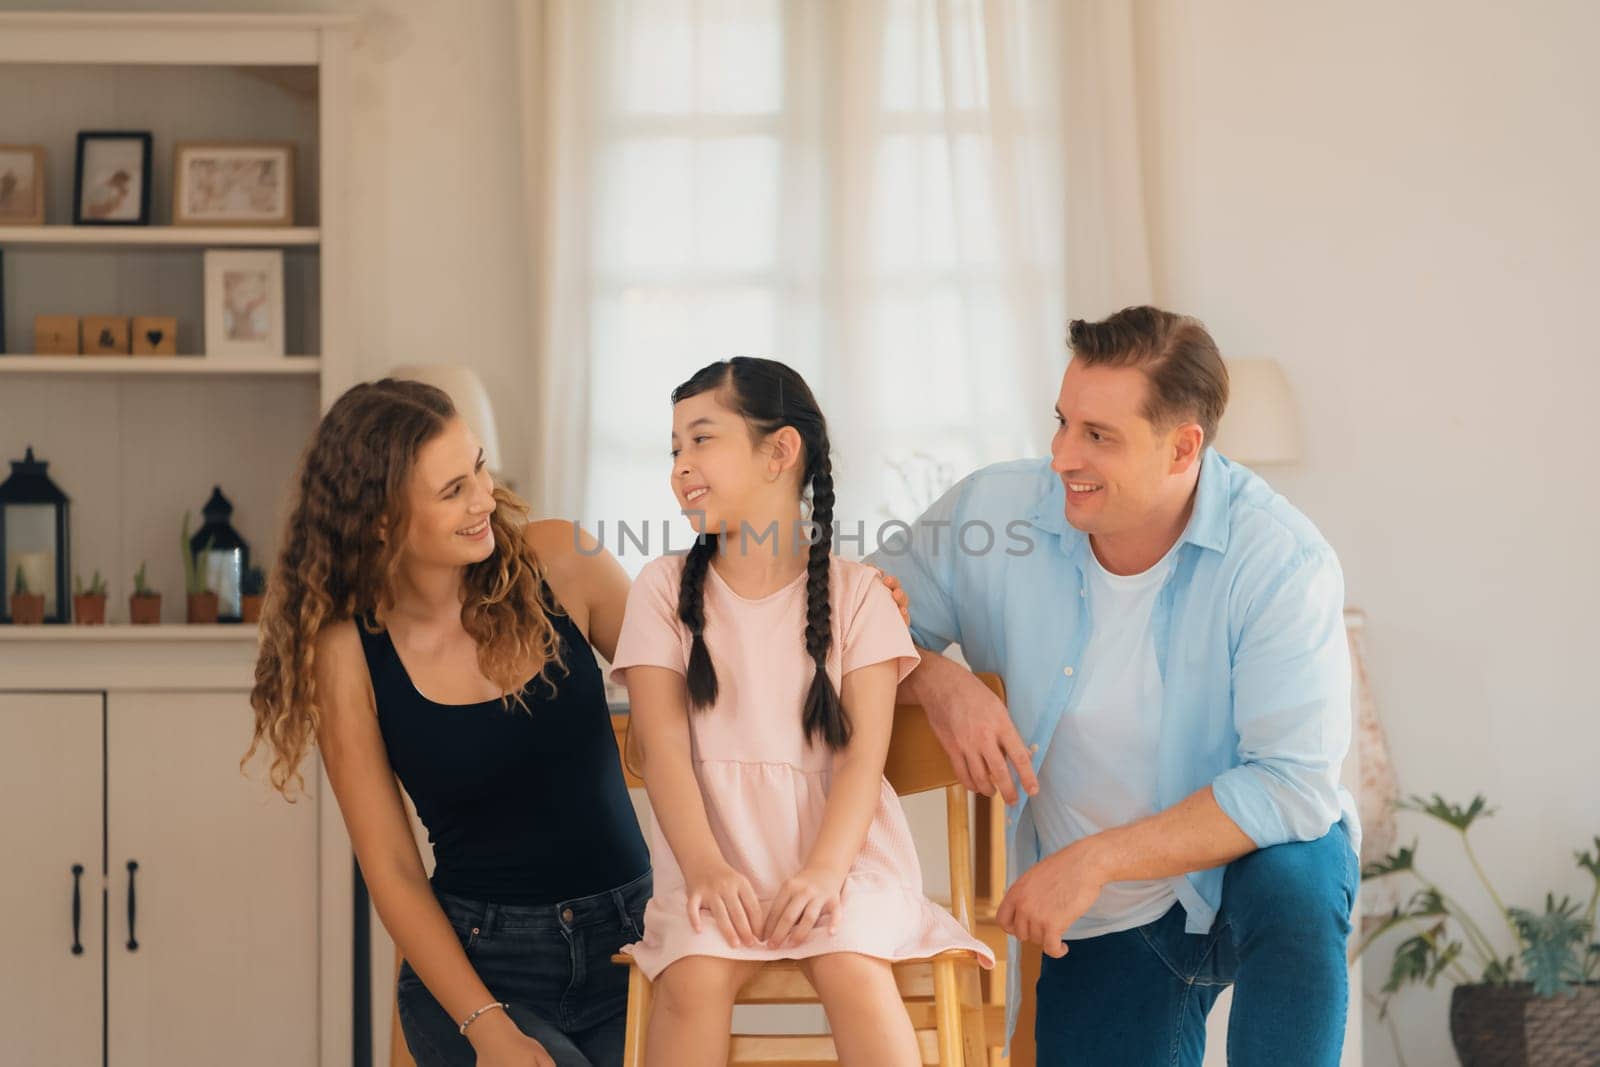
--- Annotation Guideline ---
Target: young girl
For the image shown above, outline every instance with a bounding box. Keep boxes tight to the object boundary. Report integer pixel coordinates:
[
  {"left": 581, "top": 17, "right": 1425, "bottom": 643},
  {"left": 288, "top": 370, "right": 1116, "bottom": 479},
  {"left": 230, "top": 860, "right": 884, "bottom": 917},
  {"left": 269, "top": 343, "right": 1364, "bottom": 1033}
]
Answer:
[
  {"left": 609, "top": 358, "right": 994, "bottom": 1067},
  {"left": 246, "top": 380, "right": 651, "bottom": 1067}
]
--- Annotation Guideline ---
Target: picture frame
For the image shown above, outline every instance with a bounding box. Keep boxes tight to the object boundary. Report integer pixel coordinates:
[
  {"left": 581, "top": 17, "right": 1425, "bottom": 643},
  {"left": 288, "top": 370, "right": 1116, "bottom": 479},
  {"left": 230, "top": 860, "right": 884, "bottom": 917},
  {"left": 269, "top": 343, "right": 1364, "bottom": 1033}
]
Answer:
[
  {"left": 173, "top": 141, "right": 296, "bottom": 227},
  {"left": 203, "top": 249, "right": 285, "bottom": 359},
  {"left": 73, "top": 131, "right": 152, "bottom": 226},
  {"left": 0, "top": 145, "right": 46, "bottom": 225}
]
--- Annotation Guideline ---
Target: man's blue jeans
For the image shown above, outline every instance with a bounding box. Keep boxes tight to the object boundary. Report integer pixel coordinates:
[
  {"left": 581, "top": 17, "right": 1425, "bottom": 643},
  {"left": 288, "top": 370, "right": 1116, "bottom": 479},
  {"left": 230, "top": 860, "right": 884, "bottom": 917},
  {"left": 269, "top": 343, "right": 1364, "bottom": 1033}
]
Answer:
[{"left": 1035, "top": 823, "right": 1359, "bottom": 1066}]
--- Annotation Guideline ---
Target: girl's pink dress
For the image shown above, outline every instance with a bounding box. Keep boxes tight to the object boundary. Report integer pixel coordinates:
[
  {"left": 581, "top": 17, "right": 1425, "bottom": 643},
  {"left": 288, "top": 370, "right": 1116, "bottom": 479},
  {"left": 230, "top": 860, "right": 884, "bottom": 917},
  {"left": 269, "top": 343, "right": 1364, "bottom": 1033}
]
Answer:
[{"left": 609, "top": 553, "right": 994, "bottom": 979}]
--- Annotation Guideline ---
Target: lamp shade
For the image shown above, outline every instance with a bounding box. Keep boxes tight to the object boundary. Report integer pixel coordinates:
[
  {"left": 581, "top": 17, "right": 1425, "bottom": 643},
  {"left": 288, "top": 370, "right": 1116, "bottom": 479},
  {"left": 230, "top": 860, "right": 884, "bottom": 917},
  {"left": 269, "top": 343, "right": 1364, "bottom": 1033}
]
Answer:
[
  {"left": 388, "top": 364, "right": 503, "bottom": 475},
  {"left": 1213, "top": 359, "right": 1300, "bottom": 466}
]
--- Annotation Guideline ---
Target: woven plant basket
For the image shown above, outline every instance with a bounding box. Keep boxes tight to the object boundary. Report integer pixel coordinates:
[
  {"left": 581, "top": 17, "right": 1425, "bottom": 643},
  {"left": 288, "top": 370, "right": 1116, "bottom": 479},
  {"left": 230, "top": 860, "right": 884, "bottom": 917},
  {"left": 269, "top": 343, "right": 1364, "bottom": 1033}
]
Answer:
[{"left": 1450, "top": 983, "right": 1600, "bottom": 1066}]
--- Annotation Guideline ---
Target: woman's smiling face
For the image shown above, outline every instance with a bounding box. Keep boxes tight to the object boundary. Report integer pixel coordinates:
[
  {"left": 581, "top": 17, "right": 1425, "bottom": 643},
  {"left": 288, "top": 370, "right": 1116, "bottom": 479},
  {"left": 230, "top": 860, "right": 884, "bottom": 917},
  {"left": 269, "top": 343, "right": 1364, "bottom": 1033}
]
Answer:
[{"left": 400, "top": 416, "right": 498, "bottom": 567}]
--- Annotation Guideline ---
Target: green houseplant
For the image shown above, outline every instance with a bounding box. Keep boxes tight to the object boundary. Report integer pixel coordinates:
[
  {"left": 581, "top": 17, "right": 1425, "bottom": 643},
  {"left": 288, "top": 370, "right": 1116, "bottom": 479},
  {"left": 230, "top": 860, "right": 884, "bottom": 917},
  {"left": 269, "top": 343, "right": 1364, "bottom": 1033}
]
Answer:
[
  {"left": 9, "top": 564, "right": 45, "bottom": 624},
  {"left": 129, "top": 561, "right": 161, "bottom": 625},
  {"left": 1357, "top": 794, "right": 1600, "bottom": 1066},
  {"left": 72, "top": 570, "right": 108, "bottom": 625},
  {"left": 181, "top": 510, "right": 217, "bottom": 624}
]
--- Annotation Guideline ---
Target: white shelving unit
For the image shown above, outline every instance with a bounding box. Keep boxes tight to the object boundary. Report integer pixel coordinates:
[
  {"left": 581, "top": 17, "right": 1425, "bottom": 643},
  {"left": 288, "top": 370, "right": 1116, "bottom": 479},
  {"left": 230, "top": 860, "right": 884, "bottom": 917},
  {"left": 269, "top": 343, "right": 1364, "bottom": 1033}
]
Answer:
[
  {"left": 0, "top": 12, "right": 356, "bottom": 1067},
  {"left": 0, "top": 225, "right": 321, "bottom": 248},
  {"left": 0, "top": 355, "right": 322, "bottom": 375}
]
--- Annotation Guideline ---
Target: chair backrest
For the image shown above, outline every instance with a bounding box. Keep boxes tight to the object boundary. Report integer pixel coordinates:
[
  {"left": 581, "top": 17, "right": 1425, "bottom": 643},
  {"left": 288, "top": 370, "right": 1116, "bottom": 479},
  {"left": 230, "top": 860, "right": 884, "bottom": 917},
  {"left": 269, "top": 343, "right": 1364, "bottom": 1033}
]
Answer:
[
  {"left": 883, "top": 672, "right": 1005, "bottom": 796},
  {"left": 615, "top": 672, "right": 1006, "bottom": 795}
]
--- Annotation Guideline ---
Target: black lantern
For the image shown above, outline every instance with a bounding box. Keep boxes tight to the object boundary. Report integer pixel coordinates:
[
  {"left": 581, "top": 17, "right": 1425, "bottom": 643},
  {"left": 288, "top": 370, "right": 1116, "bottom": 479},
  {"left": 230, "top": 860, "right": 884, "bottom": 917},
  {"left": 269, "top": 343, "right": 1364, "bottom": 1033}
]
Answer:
[
  {"left": 0, "top": 446, "right": 71, "bottom": 624},
  {"left": 190, "top": 486, "right": 250, "bottom": 622}
]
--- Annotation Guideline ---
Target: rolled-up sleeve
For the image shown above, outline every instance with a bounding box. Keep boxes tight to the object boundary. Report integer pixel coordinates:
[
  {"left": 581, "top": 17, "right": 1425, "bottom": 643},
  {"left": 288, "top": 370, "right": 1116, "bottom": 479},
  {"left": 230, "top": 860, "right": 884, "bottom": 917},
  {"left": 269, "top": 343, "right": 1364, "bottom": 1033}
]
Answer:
[
  {"left": 1212, "top": 545, "right": 1351, "bottom": 848},
  {"left": 864, "top": 475, "right": 972, "bottom": 654}
]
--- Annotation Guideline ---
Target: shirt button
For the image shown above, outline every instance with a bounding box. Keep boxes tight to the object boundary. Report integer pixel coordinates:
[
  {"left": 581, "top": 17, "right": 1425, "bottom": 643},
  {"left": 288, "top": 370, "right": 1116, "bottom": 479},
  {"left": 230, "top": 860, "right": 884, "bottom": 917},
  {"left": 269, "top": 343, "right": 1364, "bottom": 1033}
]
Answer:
[
  {"left": 1062, "top": 666, "right": 1074, "bottom": 676},
  {"left": 561, "top": 907, "right": 575, "bottom": 924},
  {"left": 1079, "top": 588, "right": 1087, "bottom": 597}
]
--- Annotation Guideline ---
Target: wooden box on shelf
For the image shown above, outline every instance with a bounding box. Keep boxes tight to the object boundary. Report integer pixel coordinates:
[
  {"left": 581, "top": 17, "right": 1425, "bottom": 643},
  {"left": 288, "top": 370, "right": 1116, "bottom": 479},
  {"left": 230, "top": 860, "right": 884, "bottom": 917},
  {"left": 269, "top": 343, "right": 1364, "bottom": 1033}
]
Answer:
[
  {"left": 34, "top": 315, "right": 79, "bottom": 355},
  {"left": 132, "top": 316, "right": 178, "bottom": 356},
  {"left": 82, "top": 315, "right": 131, "bottom": 356}
]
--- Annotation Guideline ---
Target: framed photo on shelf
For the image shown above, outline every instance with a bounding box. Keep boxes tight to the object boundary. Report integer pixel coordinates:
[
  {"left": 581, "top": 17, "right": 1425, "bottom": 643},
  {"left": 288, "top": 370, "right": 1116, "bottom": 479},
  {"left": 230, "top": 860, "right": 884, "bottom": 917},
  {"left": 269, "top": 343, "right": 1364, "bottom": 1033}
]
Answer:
[
  {"left": 204, "top": 249, "right": 285, "bottom": 359},
  {"left": 0, "top": 145, "right": 46, "bottom": 225},
  {"left": 173, "top": 142, "right": 295, "bottom": 227},
  {"left": 73, "top": 131, "right": 152, "bottom": 225}
]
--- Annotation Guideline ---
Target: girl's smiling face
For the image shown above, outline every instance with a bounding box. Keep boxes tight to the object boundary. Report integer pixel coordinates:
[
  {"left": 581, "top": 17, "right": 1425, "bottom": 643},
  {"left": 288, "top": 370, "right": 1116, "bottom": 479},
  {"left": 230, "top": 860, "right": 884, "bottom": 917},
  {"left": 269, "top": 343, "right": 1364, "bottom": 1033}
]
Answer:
[{"left": 670, "top": 388, "right": 803, "bottom": 536}]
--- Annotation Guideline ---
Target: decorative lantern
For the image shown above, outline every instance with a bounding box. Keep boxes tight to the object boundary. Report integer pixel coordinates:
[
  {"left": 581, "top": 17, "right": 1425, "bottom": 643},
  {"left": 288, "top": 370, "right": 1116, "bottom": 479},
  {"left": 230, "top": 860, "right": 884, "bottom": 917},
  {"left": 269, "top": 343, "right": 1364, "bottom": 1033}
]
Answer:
[
  {"left": 189, "top": 486, "right": 249, "bottom": 622},
  {"left": 0, "top": 446, "right": 71, "bottom": 624}
]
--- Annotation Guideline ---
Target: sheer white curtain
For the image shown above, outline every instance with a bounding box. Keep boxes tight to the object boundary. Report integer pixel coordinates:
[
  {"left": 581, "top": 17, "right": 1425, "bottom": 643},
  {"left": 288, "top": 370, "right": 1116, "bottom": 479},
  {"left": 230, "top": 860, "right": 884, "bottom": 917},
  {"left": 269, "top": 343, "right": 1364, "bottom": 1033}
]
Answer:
[{"left": 519, "top": 0, "right": 1150, "bottom": 573}]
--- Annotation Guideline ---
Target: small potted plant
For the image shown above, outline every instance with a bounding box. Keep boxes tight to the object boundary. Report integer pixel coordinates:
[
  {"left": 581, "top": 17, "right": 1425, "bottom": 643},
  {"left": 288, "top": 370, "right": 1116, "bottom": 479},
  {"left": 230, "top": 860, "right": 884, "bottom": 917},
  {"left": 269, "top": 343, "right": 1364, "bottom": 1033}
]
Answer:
[
  {"left": 73, "top": 570, "right": 108, "bottom": 625},
  {"left": 129, "top": 561, "right": 162, "bottom": 625},
  {"left": 182, "top": 511, "right": 217, "bottom": 624},
  {"left": 9, "top": 565, "right": 46, "bottom": 625},
  {"left": 1358, "top": 794, "right": 1600, "bottom": 1066},
  {"left": 241, "top": 565, "right": 267, "bottom": 624}
]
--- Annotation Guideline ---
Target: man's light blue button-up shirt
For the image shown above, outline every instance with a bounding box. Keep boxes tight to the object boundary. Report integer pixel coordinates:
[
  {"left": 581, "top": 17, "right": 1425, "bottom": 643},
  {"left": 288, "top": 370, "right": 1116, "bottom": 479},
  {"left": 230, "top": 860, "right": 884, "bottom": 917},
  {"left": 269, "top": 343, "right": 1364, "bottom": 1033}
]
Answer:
[{"left": 866, "top": 449, "right": 1359, "bottom": 1042}]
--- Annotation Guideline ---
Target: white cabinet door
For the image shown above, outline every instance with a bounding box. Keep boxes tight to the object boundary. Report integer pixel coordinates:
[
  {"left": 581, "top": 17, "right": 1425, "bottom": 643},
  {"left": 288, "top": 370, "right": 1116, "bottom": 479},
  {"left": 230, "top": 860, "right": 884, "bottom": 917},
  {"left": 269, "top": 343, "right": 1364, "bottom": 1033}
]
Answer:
[
  {"left": 105, "top": 691, "right": 319, "bottom": 1067},
  {"left": 0, "top": 692, "right": 105, "bottom": 1067}
]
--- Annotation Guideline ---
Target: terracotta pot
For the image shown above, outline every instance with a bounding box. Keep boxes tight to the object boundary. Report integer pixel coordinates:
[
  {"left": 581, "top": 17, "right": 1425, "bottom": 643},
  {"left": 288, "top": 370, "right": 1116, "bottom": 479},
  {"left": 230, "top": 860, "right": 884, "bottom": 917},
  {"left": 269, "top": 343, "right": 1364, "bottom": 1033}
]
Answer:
[
  {"left": 186, "top": 591, "right": 219, "bottom": 624},
  {"left": 73, "top": 594, "right": 107, "bottom": 625},
  {"left": 241, "top": 594, "right": 264, "bottom": 624},
  {"left": 9, "top": 592, "right": 46, "bottom": 625},
  {"left": 129, "top": 594, "right": 162, "bottom": 625}
]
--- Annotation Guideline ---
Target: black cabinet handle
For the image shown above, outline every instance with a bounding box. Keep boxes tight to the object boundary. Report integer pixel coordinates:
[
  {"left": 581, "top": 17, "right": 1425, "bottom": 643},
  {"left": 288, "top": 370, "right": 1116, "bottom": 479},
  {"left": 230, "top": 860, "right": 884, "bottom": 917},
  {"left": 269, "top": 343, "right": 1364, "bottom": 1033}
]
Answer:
[
  {"left": 125, "top": 860, "right": 139, "bottom": 952},
  {"left": 70, "top": 864, "right": 84, "bottom": 956}
]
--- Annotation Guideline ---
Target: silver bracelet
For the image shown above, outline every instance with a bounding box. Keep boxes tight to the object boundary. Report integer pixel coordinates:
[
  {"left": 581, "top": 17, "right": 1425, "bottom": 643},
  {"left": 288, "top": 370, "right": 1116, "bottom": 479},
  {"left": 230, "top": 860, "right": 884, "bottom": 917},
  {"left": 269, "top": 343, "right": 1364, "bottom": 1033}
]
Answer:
[{"left": 458, "top": 1000, "right": 509, "bottom": 1036}]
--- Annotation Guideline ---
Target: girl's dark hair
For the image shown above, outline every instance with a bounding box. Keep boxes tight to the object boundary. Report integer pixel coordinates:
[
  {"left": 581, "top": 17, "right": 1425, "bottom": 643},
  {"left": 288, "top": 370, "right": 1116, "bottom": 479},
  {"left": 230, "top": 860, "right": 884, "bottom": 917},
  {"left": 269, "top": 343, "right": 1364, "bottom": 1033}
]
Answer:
[{"left": 671, "top": 357, "right": 848, "bottom": 749}]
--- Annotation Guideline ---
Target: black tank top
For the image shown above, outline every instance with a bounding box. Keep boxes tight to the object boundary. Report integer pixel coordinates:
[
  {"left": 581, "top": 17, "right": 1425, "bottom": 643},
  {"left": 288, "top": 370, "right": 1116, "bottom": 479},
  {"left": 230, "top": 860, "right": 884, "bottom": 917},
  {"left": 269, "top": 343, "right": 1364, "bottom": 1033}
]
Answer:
[{"left": 356, "top": 591, "right": 649, "bottom": 905}]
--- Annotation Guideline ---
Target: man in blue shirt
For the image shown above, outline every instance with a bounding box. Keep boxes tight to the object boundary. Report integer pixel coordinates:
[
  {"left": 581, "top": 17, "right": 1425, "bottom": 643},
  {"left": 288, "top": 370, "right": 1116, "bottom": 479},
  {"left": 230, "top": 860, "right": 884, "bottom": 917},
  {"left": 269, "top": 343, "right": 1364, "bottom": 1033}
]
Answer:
[{"left": 867, "top": 306, "right": 1360, "bottom": 1066}]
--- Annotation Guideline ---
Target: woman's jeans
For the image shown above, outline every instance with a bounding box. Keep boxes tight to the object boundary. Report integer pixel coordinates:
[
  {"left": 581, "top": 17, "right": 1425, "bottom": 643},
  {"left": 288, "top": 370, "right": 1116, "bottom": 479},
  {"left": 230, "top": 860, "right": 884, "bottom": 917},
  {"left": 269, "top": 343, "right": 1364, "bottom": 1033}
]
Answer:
[
  {"left": 1035, "top": 823, "right": 1360, "bottom": 1066},
  {"left": 396, "top": 868, "right": 651, "bottom": 1067}
]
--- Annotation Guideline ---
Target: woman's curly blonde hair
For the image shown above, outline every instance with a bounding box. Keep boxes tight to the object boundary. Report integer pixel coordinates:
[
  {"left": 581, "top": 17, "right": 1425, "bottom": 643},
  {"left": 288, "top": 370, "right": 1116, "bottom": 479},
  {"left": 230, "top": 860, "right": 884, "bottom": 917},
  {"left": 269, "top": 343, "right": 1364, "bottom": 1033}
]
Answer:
[{"left": 244, "top": 378, "right": 565, "bottom": 798}]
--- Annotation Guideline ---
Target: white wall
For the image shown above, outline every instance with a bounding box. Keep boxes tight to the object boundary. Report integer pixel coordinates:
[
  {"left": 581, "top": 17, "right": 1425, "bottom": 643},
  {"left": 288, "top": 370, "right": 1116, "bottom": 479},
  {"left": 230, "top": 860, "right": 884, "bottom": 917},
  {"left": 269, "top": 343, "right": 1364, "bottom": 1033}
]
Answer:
[{"left": 1133, "top": 3, "right": 1600, "bottom": 1064}]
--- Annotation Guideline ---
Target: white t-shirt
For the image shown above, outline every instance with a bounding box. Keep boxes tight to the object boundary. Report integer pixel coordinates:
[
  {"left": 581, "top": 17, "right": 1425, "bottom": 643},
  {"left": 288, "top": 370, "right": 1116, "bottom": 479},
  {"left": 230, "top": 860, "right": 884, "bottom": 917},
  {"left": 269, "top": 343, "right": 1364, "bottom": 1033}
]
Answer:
[{"left": 1032, "top": 542, "right": 1180, "bottom": 940}]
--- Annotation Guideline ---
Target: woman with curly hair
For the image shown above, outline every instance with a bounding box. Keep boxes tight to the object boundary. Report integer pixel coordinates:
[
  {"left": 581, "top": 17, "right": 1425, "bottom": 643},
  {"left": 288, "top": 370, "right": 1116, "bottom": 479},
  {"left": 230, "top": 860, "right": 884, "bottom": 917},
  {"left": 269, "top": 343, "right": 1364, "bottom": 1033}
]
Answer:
[{"left": 244, "top": 379, "right": 651, "bottom": 1067}]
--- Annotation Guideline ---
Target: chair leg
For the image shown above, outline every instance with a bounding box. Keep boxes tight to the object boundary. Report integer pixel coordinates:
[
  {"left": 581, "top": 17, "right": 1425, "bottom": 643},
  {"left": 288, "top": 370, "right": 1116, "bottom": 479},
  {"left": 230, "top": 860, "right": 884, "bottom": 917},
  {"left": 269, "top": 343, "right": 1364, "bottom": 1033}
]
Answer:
[
  {"left": 932, "top": 957, "right": 965, "bottom": 1067},
  {"left": 959, "top": 962, "right": 989, "bottom": 1067},
  {"left": 623, "top": 966, "right": 651, "bottom": 1067}
]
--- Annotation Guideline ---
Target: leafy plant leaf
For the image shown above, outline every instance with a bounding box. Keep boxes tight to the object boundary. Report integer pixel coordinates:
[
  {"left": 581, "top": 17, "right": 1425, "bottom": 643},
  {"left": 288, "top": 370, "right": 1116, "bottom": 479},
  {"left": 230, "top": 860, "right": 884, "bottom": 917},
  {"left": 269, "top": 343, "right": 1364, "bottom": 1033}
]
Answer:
[
  {"left": 1402, "top": 793, "right": 1494, "bottom": 833},
  {"left": 1383, "top": 931, "right": 1434, "bottom": 995},
  {"left": 1426, "top": 941, "right": 1464, "bottom": 988},
  {"left": 1578, "top": 838, "right": 1600, "bottom": 885},
  {"left": 1408, "top": 887, "right": 1447, "bottom": 917},
  {"left": 1509, "top": 894, "right": 1588, "bottom": 996},
  {"left": 1363, "top": 842, "right": 1417, "bottom": 880},
  {"left": 1481, "top": 954, "right": 1520, "bottom": 985}
]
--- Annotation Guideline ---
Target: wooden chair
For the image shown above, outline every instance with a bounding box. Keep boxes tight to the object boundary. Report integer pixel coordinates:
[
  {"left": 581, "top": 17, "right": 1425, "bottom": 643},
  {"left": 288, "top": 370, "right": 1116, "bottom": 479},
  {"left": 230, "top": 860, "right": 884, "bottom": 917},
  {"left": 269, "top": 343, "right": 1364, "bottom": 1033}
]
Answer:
[
  {"left": 392, "top": 676, "right": 1012, "bottom": 1067},
  {"left": 614, "top": 674, "right": 1007, "bottom": 1067}
]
